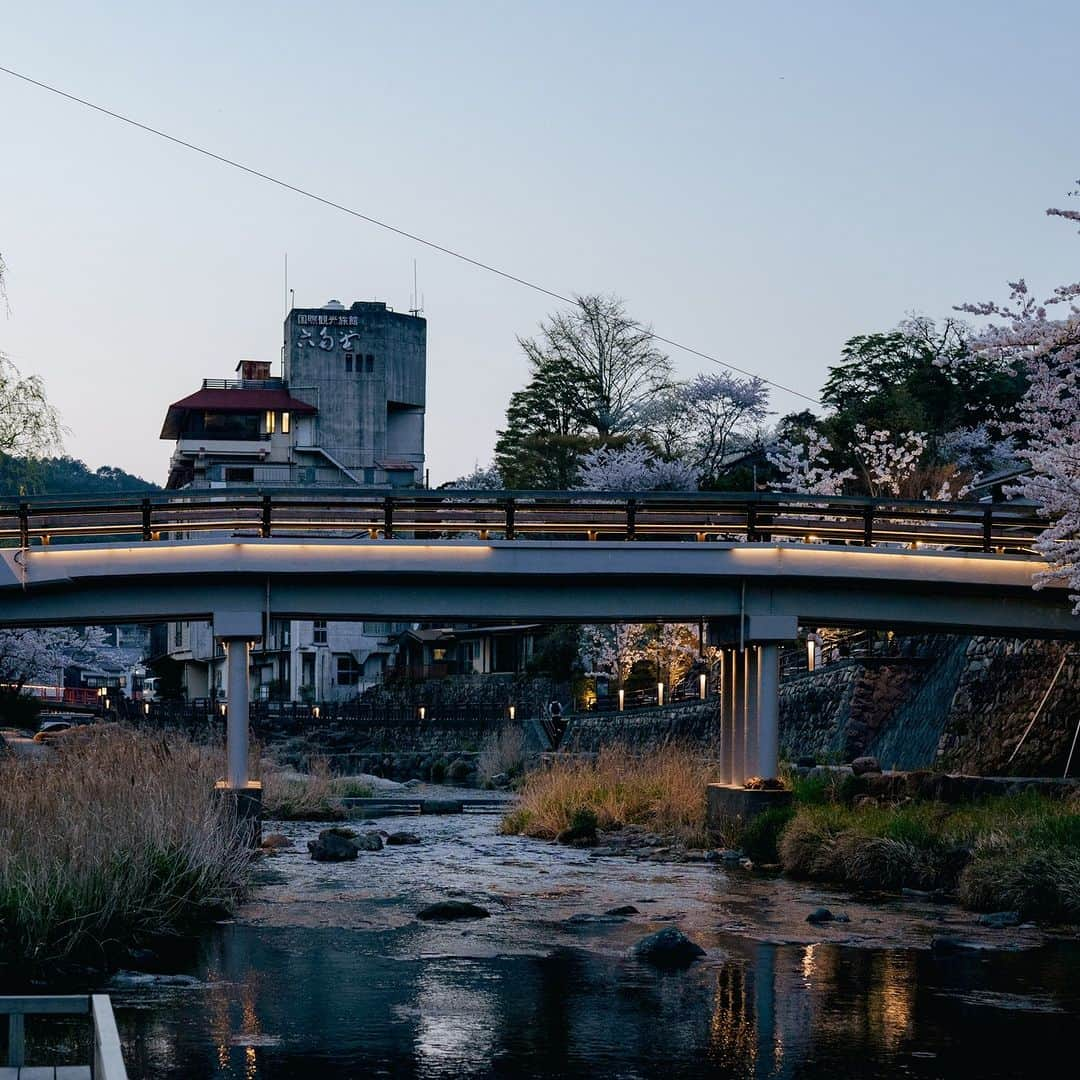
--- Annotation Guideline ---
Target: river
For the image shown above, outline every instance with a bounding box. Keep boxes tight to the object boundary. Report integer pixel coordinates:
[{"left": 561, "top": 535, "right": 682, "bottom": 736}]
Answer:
[{"left": 14, "top": 806, "right": 1080, "bottom": 1077}]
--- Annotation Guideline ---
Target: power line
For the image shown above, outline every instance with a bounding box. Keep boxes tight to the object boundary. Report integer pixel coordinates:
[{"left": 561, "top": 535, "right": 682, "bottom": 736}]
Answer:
[{"left": 0, "top": 63, "right": 822, "bottom": 406}]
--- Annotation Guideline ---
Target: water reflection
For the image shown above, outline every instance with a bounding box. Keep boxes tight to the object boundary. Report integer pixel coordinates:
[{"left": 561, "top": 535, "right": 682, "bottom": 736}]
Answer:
[{"left": 96, "top": 922, "right": 1078, "bottom": 1078}]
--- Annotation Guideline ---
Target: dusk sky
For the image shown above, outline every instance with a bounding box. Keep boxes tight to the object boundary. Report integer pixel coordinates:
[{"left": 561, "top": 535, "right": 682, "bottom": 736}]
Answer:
[{"left": 2, "top": 1, "right": 1078, "bottom": 486}]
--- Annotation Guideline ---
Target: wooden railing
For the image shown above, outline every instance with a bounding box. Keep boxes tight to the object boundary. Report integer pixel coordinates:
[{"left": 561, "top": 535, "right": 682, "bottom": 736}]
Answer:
[
  {"left": 0, "top": 488, "right": 1047, "bottom": 554},
  {"left": 0, "top": 994, "right": 127, "bottom": 1079}
]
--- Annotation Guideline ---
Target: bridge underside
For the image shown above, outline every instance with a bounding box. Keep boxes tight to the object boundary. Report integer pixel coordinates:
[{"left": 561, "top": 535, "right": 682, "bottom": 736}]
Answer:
[{"left": 0, "top": 538, "right": 1076, "bottom": 637}]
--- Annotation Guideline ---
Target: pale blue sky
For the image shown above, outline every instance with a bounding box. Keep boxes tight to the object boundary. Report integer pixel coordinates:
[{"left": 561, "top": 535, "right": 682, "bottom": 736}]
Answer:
[{"left": 1, "top": 1, "right": 1077, "bottom": 485}]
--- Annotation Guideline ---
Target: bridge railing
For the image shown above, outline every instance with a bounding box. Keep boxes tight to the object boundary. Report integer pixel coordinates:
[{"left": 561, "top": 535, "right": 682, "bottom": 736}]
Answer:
[{"left": 0, "top": 488, "right": 1046, "bottom": 554}]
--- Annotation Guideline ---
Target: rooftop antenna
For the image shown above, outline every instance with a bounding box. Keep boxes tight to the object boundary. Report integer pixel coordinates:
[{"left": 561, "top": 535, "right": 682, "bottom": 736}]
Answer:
[{"left": 409, "top": 258, "right": 423, "bottom": 317}]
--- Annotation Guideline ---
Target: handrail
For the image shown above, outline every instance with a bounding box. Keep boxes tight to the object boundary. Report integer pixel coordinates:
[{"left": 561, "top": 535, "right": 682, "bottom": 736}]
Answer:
[
  {"left": 0, "top": 489, "right": 1047, "bottom": 556},
  {"left": 0, "top": 993, "right": 128, "bottom": 1078}
]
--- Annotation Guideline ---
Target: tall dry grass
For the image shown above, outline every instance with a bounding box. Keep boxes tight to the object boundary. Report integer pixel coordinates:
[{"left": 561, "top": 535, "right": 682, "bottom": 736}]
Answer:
[
  {"left": 259, "top": 756, "right": 374, "bottom": 819},
  {"left": 501, "top": 746, "right": 711, "bottom": 846},
  {"left": 0, "top": 727, "right": 253, "bottom": 967},
  {"left": 477, "top": 725, "right": 526, "bottom": 783}
]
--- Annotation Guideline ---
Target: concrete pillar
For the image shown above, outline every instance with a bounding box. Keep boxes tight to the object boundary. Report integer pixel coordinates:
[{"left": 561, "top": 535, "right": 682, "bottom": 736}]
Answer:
[
  {"left": 732, "top": 648, "right": 746, "bottom": 785},
  {"left": 745, "top": 646, "right": 759, "bottom": 780},
  {"left": 226, "top": 639, "right": 250, "bottom": 789},
  {"left": 721, "top": 648, "right": 730, "bottom": 786},
  {"left": 757, "top": 642, "right": 780, "bottom": 780}
]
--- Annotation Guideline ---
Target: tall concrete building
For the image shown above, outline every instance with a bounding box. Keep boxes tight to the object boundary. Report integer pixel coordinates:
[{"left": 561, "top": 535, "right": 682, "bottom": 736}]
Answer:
[
  {"left": 164, "top": 300, "right": 425, "bottom": 490},
  {"left": 155, "top": 299, "right": 425, "bottom": 701}
]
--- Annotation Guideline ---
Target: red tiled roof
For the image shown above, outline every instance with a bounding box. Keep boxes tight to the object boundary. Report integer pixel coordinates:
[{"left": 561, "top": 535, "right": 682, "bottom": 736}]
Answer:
[{"left": 160, "top": 387, "right": 316, "bottom": 439}]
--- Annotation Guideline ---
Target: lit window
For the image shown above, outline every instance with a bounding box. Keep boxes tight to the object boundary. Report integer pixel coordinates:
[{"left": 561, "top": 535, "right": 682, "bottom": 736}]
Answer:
[
  {"left": 281, "top": 411, "right": 290, "bottom": 434},
  {"left": 266, "top": 410, "right": 276, "bottom": 434}
]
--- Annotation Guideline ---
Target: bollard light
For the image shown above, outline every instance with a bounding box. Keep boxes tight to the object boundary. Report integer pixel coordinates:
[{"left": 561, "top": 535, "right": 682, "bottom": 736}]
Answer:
[
  {"left": 143, "top": 702, "right": 150, "bottom": 716},
  {"left": 104, "top": 697, "right": 110, "bottom": 711},
  {"left": 219, "top": 702, "right": 227, "bottom": 718},
  {"left": 618, "top": 688, "right": 625, "bottom": 712},
  {"left": 699, "top": 672, "right": 707, "bottom": 700},
  {"left": 657, "top": 683, "right": 665, "bottom": 707},
  {"left": 508, "top": 704, "right": 516, "bottom": 721},
  {"left": 807, "top": 638, "right": 817, "bottom": 672},
  {"left": 418, "top": 705, "right": 426, "bottom": 721},
  {"left": 312, "top": 706, "right": 320, "bottom": 720}
]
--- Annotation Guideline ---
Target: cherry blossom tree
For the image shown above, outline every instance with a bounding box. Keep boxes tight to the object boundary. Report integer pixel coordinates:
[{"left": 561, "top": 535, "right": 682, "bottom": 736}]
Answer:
[
  {"left": 851, "top": 424, "right": 929, "bottom": 497},
  {"left": 445, "top": 463, "right": 502, "bottom": 489},
  {"left": 582, "top": 623, "right": 649, "bottom": 686},
  {"left": 578, "top": 443, "right": 697, "bottom": 491},
  {"left": 0, "top": 626, "right": 111, "bottom": 691},
  {"left": 957, "top": 183, "right": 1080, "bottom": 608},
  {"left": 768, "top": 430, "right": 853, "bottom": 495}
]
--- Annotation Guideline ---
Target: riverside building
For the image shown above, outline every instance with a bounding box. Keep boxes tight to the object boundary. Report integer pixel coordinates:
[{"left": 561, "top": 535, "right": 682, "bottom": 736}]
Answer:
[{"left": 154, "top": 299, "right": 426, "bottom": 702}]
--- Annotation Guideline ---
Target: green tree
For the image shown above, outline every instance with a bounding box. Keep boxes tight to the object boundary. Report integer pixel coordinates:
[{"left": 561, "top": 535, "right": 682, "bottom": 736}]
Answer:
[{"left": 496, "top": 295, "right": 671, "bottom": 487}]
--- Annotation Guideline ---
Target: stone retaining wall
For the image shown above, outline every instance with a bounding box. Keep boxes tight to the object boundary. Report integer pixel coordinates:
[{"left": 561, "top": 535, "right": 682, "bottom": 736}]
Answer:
[{"left": 560, "top": 701, "right": 717, "bottom": 753}]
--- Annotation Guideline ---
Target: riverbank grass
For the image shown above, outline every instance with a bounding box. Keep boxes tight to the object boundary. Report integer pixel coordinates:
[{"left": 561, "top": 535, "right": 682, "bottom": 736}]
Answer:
[
  {"left": 778, "top": 789, "right": 1080, "bottom": 921},
  {"left": 260, "top": 757, "right": 374, "bottom": 820},
  {"left": 0, "top": 727, "right": 253, "bottom": 969},
  {"left": 500, "top": 746, "right": 711, "bottom": 846}
]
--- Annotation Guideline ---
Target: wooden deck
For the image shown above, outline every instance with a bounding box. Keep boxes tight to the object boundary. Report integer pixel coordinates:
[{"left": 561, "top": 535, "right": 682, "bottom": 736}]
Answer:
[{"left": 0, "top": 996, "right": 126, "bottom": 1079}]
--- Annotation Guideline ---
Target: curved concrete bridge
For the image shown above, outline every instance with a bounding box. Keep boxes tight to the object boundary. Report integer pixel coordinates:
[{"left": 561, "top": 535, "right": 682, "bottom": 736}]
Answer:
[{"left": 0, "top": 489, "right": 1073, "bottom": 797}]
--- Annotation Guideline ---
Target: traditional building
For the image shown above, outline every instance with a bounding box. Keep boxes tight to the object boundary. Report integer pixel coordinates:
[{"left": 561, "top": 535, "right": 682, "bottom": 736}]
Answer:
[{"left": 155, "top": 299, "right": 426, "bottom": 701}]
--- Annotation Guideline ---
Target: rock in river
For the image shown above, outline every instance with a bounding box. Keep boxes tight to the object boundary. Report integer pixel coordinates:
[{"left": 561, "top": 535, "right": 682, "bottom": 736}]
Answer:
[
  {"left": 308, "top": 825, "right": 362, "bottom": 859},
  {"left": 386, "top": 831, "right": 422, "bottom": 846},
  {"left": 630, "top": 927, "right": 706, "bottom": 968},
  {"left": 417, "top": 900, "right": 491, "bottom": 921}
]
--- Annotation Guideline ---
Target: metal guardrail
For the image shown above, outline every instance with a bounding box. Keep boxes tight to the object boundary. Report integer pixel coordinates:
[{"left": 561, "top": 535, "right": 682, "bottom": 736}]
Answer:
[
  {"left": 0, "top": 488, "right": 1047, "bottom": 553},
  {"left": 0, "top": 994, "right": 127, "bottom": 1079}
]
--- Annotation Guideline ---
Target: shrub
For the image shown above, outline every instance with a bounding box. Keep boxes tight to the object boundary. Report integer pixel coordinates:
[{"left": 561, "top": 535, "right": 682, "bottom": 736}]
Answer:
[{"left": 739, "top": 805, "right": 795, "bottom": 863}]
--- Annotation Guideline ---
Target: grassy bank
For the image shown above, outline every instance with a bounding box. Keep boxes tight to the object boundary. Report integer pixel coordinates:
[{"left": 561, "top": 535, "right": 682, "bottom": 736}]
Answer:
[
  {"left": 0, "top": 727, "right": 253, "bottom": 969},
  {"left": 260, "top": 756, "right": 373, "bottom": 820},
  {"left": 776, "top": 782, "right": 1080, "bottom": 921},
  {"left": 500, "top": 746, "right": 711, "bottom": 846}
]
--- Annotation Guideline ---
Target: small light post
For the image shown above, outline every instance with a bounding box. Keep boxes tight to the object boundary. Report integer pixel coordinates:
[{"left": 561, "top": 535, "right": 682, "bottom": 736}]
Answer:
[
  {"left": 312, "top": 705, "right": 320, "bottom": 721},
  {"left": 699, "top": 672, "right": 707, "bottom": 700},
  {"left": 657, "top": 682, "right": 665, "bottom": 708},
  {"left": 418, "top": 705, "right": 426, "bottom": 721},
  {"left": 807, "top": 637, "right": 817, "bottom": 673},
  {"left": 143, "top": 701, "right": 150, "bottom": 717},
  {"left": 508, "top": 704, "right": 516, "bottom": 721},
  {"left": 618, "top": 688, "right": 625, "bottom": 712}
]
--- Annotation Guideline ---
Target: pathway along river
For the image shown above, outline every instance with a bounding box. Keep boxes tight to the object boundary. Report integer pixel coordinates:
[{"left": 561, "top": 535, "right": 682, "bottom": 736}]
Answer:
[{"left": 12, "top": 801, "right": 1080, "bottom": 1078}]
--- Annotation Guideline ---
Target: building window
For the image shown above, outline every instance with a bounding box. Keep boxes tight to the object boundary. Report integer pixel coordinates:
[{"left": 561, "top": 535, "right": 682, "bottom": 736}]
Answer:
[
  {"left": 313, "top": 620, "right": 327, "bottom": 645},
  {"left": 365, "top": 354, "right": 374, "bottom": 373},
  {"left": 265, "top": 410, "right": 276, "bottom": 434},
  {"left": 173, "top": 621, "right": 182, "bottom": 648},
  {"left": 363, "top": 621, "right": 390, "bottom": 636},
  {"left": 336, "top": 654, "right": 362, "bottom": 686},
  {"left": 225, "top": 467, "right": 254, "bottom": 482},
  {"left": 281, "top": 411, "right": 290, "bottom": 434},
  {"left": 345, "top": 355, "right": 353, "bottom": 372}
]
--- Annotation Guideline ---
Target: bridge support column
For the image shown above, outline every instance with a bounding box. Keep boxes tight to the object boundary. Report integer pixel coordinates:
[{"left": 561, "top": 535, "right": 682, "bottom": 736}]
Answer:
[
  {"left": 718, "top": 649, "right": 732, "bottom": 785},
  {"left": 757, "top": 642, "right": 780, "bottom": 780},
  {"left": 745, "top": 646, "right": 760, "bottom": 781},
  {"left": 214, "top": 611, "right": 263, "bottom": 844},
  {"left": 226, "top": 638, "right": 251, "bottom": 789},
  {"left": 731, "top": 647, "right": 747, "bottom": 786}
]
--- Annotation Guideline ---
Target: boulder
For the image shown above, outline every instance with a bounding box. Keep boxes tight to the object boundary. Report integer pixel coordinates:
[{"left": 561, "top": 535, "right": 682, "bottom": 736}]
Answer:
[
  {"left": 386, "top": 831, "right": 422, "bottom": 846},
  {"left": 851, "top": 756, "right": 882, "bottom": 776},
  {"left": 630, "top": 927, "right": 706, "bottom": 968},
  {"left": 556, "top": 823, "right": 597, "bottom": 846},
  {"left": 307, "top": 829, "right": 359, "bottom": 861},
  {"left": 806, "top": 907, "right": 835, "bottom": 924},
  {"left": 978, "top": 911, "right": 1021, "bottom": 928},
  {"left": 354, "top": 832, "right": 384, "bottom": 851},
  {"left": 447, "top": 758, "right": 474, "bottom": 781},
  {"left": 605, "top": 905, "right": 639, "bottom": 916},
  {"left": 417, "top": 900, "right": 491, "bottom": 921}
]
